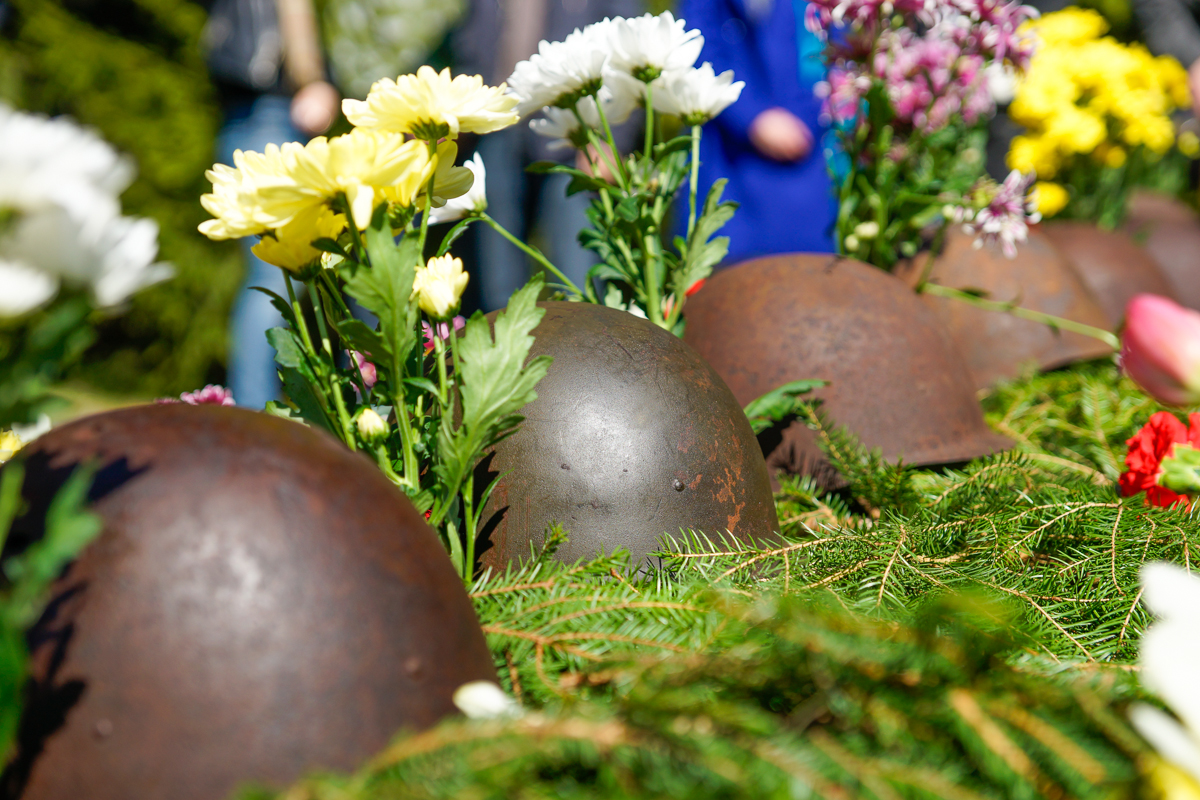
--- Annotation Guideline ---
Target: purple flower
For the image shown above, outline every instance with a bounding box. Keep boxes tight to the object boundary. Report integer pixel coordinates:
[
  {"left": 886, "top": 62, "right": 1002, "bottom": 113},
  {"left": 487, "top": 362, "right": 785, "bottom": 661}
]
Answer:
[
  {"left": 351, "top": 350, "right": 378, "bottom": 390},
  {"left": 960, "top": 170, "right": 1040, "bottom": 259},
  {"left": 156, "top": 384, "right": 235, "bottom": 406},
  {"left": 422, "top": 315, "right": 466, "bottom": 353}
]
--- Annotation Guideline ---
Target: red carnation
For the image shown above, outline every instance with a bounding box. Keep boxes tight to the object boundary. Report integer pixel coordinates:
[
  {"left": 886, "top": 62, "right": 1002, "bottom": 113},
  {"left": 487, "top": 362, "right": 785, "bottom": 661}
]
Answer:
[{"left": 1119, "top": 411, "right": 1200, "bottom": 509}]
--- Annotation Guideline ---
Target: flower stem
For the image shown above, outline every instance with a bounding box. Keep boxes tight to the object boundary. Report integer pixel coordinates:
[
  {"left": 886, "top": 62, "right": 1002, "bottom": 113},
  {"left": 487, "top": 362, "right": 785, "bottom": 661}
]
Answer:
[
  {"left": 687, "top": 124, "right": 701, "bottom": 239},
  {"left": 591, "top": 98, "right": 628, "bottom": 189},
  {"left": 417, "top": 140, "right": 439, "bottom": 258},
  {"left": 480, "top": 212, "right": 583, "bottom": 298},
  {"left": 307, "top": 277, "right": 357, "bottom": 451},
  {"left": 643, "top": 84, "right": 654, "bottom": 162},
  {"left": 283, "top": 274, "right": 338, "bottom": 432},
  {"left": 919, "top": 282, "right": 1120, "bottom": 349}
]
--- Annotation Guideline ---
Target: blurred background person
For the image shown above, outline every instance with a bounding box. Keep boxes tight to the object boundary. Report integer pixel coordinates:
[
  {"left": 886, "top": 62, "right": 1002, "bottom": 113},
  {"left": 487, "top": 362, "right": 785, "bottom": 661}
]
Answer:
[
  {"left": 680, "top": 0, "right": 836, "bottom": 263},
  {"left": 1134, "top": 0, "right": 1200, "bottom": 114},
  {"left": 202, "top": 0, "right": 340, "bottom": 408},
  {"left": 453, "top": 0, "right": 643, "bottom": 312}
]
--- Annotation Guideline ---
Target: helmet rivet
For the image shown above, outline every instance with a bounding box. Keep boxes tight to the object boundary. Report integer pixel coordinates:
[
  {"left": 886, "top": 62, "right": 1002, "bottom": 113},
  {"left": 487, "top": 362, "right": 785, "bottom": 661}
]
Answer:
[{"left": 672, "top": 479, "right": 685, "bottom": 492}]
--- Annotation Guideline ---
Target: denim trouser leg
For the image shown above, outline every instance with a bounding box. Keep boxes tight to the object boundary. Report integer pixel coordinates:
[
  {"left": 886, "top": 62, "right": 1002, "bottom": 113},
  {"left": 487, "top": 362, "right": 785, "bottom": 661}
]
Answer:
[
  {"left": 475, "top": 128, "right": 530, "bottom": 312},
  {"left": 217, "top": 95, "right": 302, "bottom": 409}
]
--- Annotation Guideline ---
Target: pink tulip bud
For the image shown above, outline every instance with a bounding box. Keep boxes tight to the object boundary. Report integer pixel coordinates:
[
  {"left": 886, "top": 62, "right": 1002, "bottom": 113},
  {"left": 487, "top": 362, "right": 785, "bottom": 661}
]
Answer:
[
  {"left": 351, "top": 351, "right": 377, "bottom": 390},
  {"left": 1121, "top": 294, "right": 1200, "bottom": 407}
]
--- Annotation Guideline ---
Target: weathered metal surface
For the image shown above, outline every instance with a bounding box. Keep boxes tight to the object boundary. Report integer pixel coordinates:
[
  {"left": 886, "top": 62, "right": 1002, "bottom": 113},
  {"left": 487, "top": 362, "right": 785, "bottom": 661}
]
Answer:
[
  {"left": 683, "top": 254, "right": 1012, "bottom": 487},
  {"left": 895, "top": 227, "right": 1114, "bottom": 388},
  {"left": 478, "top": 302, "right": 779, "bottom": 569},
  {"left": 3, "top": 404, "right": 495, "bottom": 800},
  {"left": 1041, "top": 221, "right": 1178, "bottom": 326},
  {"left": 1123, "top": 191, "right": 1200, "bottom": 310}
]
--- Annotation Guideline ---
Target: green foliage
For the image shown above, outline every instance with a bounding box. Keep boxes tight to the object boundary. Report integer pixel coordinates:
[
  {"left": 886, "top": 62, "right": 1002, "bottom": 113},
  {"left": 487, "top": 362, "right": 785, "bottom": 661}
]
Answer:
[
  {"left": 0, "top": 296, "right": 95, "bottom": 428},
  {"left": 743, "top": 379, "right": 826, "bottom": 435},
  {"left": 0, "top": 463, "right": 101, "bottom": 762},
  {"left": 3, "top": 0, "right": 241, "bottom": 395}
]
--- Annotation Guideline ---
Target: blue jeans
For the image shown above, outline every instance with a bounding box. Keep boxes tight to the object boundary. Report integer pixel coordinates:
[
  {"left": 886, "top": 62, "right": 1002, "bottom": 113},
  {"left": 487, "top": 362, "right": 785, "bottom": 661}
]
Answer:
[
  {"left": 475, "top": 128, "right": 598, "bottom": 311},
  {"left": 217, "top": 95, "right": 301, "bottom": 410}
]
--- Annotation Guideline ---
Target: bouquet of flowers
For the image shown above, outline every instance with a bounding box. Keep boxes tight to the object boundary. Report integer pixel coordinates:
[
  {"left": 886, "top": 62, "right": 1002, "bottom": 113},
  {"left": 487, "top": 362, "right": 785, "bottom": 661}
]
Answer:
[
  {"left": 1007, "top": 7, "right": 1194, "bottom": 229},
  {"left": 501, "top": 12, "right": 744, "bottom": 334},
  {"left": 199, "top": 68, "right": 555, "bottom": 580},
  {"left": 806, "top": 0, "right": 1040, "bottom": 268}
]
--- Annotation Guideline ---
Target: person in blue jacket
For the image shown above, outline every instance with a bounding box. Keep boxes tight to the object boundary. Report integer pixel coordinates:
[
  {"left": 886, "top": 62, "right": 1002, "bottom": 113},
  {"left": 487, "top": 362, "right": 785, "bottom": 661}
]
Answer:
[{"left": 679, "top": 0, "right": 836, "bottom": 263}]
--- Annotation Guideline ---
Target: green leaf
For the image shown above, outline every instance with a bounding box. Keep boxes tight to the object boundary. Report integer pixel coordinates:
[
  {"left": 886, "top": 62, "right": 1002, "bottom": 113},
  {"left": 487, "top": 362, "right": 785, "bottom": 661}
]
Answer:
[
  {"left": 435, "top": 218, "right": 476, "bottom": 257},
  {"left": 311, "top": 237, "right": 347, "bottom": 257},
  {"left": 652, "top": 134, "right": 693, "bottom": 159},
  {"left": 266, "top": 327, "right": 311, "bottom": 373},
  {"left": 616, "top": 196, "right": 640, "bottom": 222},
  {"left": 743, "top": 379, "right": 827, "bottom": 435},
  {"left": 674, "top": 179, "right": 738, "bottom": 298},
  {"left": 344, "top": 222, "right": 420, "bottom": 366},
  {"left": 335, "top": 318, "right": 386, "bottom": 359},
  {"left": 249, "top": 287, "right": 298, "bottom": 327},
  {"left": 403, "top": 376, "right": 440, "bottom": 395},
  {"left": 433, "top": 275, "right": 552, "bottom": 517},
  {"left": 279, "top": 366, "right": 334, "bottom": 433},
  {"left": 4, "top": 464, "right": 102, "bottom": 629}
]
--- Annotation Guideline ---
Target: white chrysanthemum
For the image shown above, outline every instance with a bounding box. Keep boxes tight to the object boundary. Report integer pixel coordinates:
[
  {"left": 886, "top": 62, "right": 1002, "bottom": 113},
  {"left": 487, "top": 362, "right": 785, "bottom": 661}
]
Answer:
[
  {"left": 1130, "top": 563, "right": 1200, "bottom": 785},
  {"left": 0, "top": 205, "right": 172, "bottom": 312},
  {"left": 0, "top": 261, "right": 57, "bottom": 316},
  {"left": 652, "top": 62, "right": 745, "bottom": 125},
  {"left": 529, "top": 88, "right": 638, "bottom": 149},
  {"left": 427, "top": 152, "right": 487, "bottom": 224},
  {"left": 507, "top": 26, "right": 609, "bottom": 117},
  {"left": 605, "top": 12, "right": 704, "bottom": 81},
  {"left": 0, "top": 104, "right": 133, "bottom": 235},
  {"left": 452, "top": 681, "right": 522, "bottom": 720}
]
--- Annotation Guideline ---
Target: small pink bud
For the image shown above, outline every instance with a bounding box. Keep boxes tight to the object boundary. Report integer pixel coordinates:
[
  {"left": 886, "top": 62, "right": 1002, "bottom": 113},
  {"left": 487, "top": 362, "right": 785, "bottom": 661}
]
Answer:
[
  {"left": 351, "top": 351, "right": 377, "bottom": 390},
  {"left": 1121, "top": 294, "right": 1200, "bottom": 407}
]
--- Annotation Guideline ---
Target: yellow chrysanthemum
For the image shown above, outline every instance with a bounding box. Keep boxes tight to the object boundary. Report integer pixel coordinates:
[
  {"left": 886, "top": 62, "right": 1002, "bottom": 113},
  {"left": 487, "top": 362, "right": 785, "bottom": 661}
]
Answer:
[
  {"left": 343, "top": 66, "right": 519, "bottom": 140},
  {"left": 383, "top": 140, "right": 475, "bottom": 210},
  {"left": 1142, "top": 756, "right": 1200, "bottom": 800},
  {"left": 200, "top": 130, "right": 434, "bottom": 238},
  {"left": 1008, "top": 134, "right": 1061, "bottom": 177},
  {"left": 268, "top": 129, "right": 435, "bottom": 229},
  {"left": 252, "top": 205, "right": 347, "bottom": 273},
  {"left": 412, "top": 254, "right": 469, "bottom": 319},
  {"left": 1033, "top": 181, "right": 1069, "bottom": 217},
  {"left": 1021, "top": 6, "right": 1107, "bottom": 46},
  {"left": 199, "top": 144, "right": 299, "bottom": 241},
  {"left": 0, "top": 430, "right": 22, "bottom": 463}
]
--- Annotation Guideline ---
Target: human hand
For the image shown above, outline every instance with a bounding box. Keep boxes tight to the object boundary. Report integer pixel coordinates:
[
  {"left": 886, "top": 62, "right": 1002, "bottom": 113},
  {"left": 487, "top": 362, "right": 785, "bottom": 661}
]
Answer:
[
  {"left": 749, "top": 108, "right": 813, "bottom": 162},
  {"left": 1190, "top": 58, "right": 1200, "bottom": 118},
  {"left": 575, "top": 143, "right": 617, "bottom": 182},
  {"left": 291, "top": 80, "right": 340, "bottom": 135}
]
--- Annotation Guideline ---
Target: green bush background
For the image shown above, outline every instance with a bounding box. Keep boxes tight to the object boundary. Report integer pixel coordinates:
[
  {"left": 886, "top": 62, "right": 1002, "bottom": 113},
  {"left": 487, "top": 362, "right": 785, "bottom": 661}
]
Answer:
[{"left": 1, "top": 0, "right": 240, "bottom": 397}]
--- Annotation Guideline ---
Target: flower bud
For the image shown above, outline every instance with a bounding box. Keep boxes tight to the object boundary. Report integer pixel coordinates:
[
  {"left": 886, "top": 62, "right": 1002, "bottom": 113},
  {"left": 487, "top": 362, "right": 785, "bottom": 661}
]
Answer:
[
  {"left": 412, "top": 255, "right": 469, "bottom": 320},
  {"left": 1160, "top": 443, "right": 1200, "bottom": 496},
  {"left": 452, "top": 681, "right": 521, "bottom": 719},
  {"left": 1121, "top": 294, "right": 1200, "bottom": 407},
  {"left": 356, "top": 407, "right": 389, "bottom": 442}
]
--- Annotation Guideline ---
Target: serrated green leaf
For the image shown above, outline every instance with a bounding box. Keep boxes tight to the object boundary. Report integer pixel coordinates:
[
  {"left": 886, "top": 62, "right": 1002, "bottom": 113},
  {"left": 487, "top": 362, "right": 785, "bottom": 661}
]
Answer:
[
  {"left": 435, "top": 218, "right": 476, "bottom": 257},
  {"left": 249, "top": 287, "right": 298, "bottom": 327},
  {"left": 743, "top": 379, "right": 828, "bottom": 435},
  {"left": 280, "top": 365, "right": 334, "bottom": 433},
  {"left": 345, "top": 222, "right": 420, "bottom": 368}
]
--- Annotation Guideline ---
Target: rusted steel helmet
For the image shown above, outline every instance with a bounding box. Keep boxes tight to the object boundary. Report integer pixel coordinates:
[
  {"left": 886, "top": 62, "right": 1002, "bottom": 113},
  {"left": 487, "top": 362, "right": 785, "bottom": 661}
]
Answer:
[
  {"left": 682, "top": 254, "right": 1012, "bottom": 487},
  {"left": 1041, "top": 221, "right": 1179, "bottom": 327},
  {"left": 1123, "top": 191, "right": 1200, "bottom": 310},
  {"left": 478, "top": 302, "right": 778, "bottom": 569},
  {"left": 3, "top": 404, "right": 495, "bottom": 800},
  {"left": 895, "top": 227, "right": 1114, "bottom": 388}
]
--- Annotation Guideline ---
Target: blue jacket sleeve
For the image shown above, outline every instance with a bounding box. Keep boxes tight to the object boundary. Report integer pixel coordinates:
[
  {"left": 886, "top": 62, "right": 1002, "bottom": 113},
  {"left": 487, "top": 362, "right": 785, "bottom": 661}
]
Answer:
[{"left": 680, "top": 0, "right": 774, "bottom": 146}]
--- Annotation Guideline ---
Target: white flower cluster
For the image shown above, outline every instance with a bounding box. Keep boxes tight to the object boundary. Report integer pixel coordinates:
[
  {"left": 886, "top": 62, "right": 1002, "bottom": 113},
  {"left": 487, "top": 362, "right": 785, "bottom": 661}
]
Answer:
[
  {"left": 511, "top": 12, "right": 746, "bottom": 148},
  {"left": 1131, "top": 562, "right": 1200, "bottom": 785},
  {"left": 0, "top": 105, "right": 172, "bottom": 317}
]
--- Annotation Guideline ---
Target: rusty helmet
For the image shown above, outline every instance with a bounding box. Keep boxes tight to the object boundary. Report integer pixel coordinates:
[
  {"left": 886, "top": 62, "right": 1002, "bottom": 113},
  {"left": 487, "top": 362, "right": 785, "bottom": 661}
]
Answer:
[
  {"left": 1041, "top": 221, "right": 1179, "bottom": 327},
  {"left": 478, "top": 302, "right": 778, "bottom": 569},
  {"left": 1123, "top": 191, "right": 1200, "bottom": 310},
  {"left": 894, "top": 227, "right": 1114, "bottom": 388},
  {"left": 683, "top": 254, "right": 1012, "bottom": 486},
  {"left": 4, "top": 404, "right": 495, "bottom": 800}
]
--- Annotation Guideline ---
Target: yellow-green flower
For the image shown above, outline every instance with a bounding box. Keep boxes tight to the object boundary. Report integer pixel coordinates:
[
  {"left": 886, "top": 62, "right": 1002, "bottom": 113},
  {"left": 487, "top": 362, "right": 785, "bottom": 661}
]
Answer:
[
  {"left": 269, "top": 129, "right": 435, "bottom": 229},
  {"left": 413, "top": 254, "right": 469, "bottom": 319},
  {"left": 0, "top": 430, "right": 22, "bottom": 463},
  {"left": 251, "top": 205, "right": 347, "bottom": 273},
  {"left": 343, "top": 66, "right": 519, "bottom": 141},
  {"left": 1032, "top": 181, "right": 1069, "bottom": 217},
  {"left": 199, "top": 144, "right": 299, "bottom": 240},
  {"left": 384, "top": 140, "right": 474, "bottom": 210}
]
